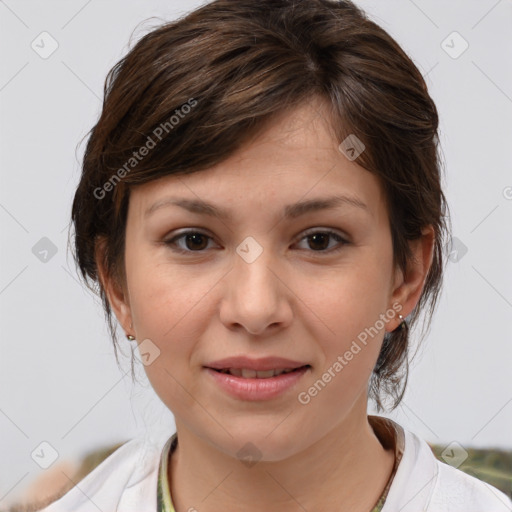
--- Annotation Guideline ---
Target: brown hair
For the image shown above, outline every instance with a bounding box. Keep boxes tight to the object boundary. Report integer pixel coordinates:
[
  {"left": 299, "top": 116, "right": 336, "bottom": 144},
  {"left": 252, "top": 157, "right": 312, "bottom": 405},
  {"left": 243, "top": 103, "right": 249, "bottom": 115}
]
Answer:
[{"left": 70, "top": 0, "right": 451, "bottom": 412}]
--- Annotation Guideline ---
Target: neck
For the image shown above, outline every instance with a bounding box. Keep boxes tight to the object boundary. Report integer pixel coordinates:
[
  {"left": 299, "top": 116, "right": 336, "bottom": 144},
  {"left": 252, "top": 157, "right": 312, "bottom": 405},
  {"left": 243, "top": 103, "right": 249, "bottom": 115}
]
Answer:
[{"left": 168, "top": 405, "right": 395, "bottom": 512}]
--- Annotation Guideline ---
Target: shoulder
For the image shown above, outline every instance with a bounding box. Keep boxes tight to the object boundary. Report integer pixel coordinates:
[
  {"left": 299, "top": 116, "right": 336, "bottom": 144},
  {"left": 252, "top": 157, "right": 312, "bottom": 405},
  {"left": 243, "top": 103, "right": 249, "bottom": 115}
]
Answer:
[
  {"left": 380, "top": 418, "right": 512, "bottom": 512},
  {"left": 429, "top": 457, "right": 512, "bottom": 511},
  {"left": 34, "top": 432, "right": 168, "bottom": 512}
]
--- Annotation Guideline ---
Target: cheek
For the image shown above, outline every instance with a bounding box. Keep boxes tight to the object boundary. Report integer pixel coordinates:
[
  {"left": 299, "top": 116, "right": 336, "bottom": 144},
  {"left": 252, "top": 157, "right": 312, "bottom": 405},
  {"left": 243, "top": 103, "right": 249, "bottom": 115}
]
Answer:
[
  {"left": 295, "top": 256, "right": 392, "bottom": 382},
  {"left": 126, "top": 260, "right": 210, "bottom": 410},
  {"left": 303, "top": 259, "right": 390, "bottom": 334},
  {"left": 126, "top": 245, "right": 209, "bottom": 335},
  {"left": 125, "top": 250, "right": 220, "bottom": 387},
  {"left": 295, "top": 279, "right": 387, "bottom": 418}
]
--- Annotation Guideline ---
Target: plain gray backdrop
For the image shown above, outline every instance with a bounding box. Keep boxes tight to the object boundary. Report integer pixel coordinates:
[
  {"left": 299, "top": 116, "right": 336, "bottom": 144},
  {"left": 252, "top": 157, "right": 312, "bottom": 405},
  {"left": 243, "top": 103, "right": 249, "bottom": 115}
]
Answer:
[{"left": 1, "top": 0, "right": 511, "bottom": 506}]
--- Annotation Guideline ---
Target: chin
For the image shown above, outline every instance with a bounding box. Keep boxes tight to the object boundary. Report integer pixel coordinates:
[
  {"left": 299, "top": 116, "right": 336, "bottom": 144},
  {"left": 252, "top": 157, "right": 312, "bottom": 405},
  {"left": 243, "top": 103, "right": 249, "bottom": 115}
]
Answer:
[{"left": 218, "top": 427, "right": 306, "bottom": 464}]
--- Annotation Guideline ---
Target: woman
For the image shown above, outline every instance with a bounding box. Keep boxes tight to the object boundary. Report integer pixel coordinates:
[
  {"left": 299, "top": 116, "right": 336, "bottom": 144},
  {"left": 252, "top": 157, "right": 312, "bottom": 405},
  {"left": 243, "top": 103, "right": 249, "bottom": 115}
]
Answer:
[{"left": 33, "top": 0, "right": 512, "bottom": 510}]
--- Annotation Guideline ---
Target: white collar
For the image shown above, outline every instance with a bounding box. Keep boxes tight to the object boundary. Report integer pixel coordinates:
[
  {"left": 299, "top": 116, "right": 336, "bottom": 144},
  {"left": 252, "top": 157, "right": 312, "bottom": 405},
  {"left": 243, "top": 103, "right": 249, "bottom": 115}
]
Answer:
[{"left": 39, "top": 421, "right": 512, "bottom": 512}]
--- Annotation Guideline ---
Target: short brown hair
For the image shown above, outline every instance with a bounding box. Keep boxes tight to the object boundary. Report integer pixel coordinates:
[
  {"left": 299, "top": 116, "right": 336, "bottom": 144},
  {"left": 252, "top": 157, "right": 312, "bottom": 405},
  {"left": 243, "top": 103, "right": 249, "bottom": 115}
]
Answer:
[{"left": 70, "top": 0, "right": 451, "bottom": 412}]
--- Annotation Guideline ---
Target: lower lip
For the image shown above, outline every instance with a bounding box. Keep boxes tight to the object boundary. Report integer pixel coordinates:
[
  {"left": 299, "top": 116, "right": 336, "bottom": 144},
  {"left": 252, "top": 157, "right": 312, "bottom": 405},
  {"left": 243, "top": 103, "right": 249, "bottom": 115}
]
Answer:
[{"left": 204, "top": 366, "right": 310, "bottom": 401}]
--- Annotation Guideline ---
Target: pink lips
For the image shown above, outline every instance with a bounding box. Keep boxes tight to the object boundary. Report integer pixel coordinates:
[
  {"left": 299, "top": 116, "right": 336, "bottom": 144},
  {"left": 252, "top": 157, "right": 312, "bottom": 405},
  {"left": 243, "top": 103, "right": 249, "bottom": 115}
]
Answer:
[
  {"left": 204, "top": 355, "right": 308, "bottom": 371},
  {"left": 204, "top": 356, "right": 311, "bottom": 401}
]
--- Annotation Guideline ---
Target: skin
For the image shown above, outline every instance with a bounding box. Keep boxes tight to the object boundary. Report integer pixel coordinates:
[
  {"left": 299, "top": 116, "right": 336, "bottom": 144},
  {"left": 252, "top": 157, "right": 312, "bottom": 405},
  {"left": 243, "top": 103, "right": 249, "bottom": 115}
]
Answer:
[{"left": 98, "top": 95, "right": 434, "bottom": 512}]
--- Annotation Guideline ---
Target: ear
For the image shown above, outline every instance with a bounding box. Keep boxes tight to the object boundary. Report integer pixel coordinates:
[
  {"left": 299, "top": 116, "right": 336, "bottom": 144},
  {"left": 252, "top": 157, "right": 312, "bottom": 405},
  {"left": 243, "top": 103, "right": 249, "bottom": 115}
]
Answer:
[
  {"left": 386, "top": 225, "right": 435, "bottom": 332},
  {"left": 95, "top": 236, "right": 133, "bottom": 336}
]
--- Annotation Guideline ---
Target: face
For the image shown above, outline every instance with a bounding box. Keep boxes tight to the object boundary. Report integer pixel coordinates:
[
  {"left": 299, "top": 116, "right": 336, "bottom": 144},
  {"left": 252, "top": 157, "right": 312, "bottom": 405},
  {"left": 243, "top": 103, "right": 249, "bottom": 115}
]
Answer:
[{"left": 102, "top": 96, "right": 430, "bottom": 462}]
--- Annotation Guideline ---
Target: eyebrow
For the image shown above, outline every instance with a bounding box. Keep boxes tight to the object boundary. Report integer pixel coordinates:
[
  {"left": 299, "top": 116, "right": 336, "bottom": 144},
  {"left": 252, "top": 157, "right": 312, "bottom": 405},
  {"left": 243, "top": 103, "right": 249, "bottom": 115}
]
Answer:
[{"left": 144, "top": 194, "right": 370, "bottom": 220}]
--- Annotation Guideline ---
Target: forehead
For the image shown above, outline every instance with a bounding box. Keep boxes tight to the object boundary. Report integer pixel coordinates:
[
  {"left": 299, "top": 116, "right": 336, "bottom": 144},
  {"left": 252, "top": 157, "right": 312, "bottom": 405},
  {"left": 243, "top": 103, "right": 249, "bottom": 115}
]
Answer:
[{"left": 127, "top": 98, "right": 386, "bottom": 223}]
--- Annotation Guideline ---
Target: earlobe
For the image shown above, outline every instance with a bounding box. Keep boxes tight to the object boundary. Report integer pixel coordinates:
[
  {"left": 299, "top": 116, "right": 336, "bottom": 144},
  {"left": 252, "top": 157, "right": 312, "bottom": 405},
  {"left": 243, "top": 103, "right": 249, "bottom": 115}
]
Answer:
[
  {"left": 387, "top": 225, "right": 435, "bottom": 331},
  {"left": 95, "top": 237, "right": 133, "bottom": 335}
]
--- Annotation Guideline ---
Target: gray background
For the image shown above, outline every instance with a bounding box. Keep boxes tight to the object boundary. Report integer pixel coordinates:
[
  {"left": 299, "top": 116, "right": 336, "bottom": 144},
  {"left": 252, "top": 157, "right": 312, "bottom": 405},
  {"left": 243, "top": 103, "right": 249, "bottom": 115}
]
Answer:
[{"left": 1, "top": 0, "right": 511, "bottom": 506}]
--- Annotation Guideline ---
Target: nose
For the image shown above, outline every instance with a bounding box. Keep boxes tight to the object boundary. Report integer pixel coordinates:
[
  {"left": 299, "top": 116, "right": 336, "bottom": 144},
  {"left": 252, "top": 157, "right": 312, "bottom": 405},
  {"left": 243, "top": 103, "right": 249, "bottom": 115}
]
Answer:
[{"left": 219, "top": 243, "right": 293, "bottom": 336}]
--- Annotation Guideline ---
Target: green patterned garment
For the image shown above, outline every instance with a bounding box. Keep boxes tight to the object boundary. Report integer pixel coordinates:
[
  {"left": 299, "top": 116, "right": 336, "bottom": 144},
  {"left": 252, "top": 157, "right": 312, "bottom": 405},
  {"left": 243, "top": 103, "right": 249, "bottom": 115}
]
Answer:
[
  {"left": 157, "top": 417, "right": 404, "bottom": 512},
  {"left": 157, "top": 434, "right": 178, "bottom": 512}
]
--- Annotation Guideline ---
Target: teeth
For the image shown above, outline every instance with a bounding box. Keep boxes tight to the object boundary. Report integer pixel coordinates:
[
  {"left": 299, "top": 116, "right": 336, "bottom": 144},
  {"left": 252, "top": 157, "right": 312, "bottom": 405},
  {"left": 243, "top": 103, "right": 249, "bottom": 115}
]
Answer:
[
  {"left": 218, "top": 368, "right": 298, "bottom": 378},
  {"left": 252, "top": 369, "right": 275, "bottom": 378}
]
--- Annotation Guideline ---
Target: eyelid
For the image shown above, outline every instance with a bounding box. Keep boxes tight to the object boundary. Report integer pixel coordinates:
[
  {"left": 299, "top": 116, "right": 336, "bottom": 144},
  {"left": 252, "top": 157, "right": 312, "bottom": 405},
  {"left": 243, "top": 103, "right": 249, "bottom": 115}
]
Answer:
[
  {"left": 296, "top": 227, "right": 349, "bottom": 244},
  {"left": 293, "top": 228, "right": 349, "bottom": 254},
  {"left": 163, "top": 227, "right": 350, "bottom": 254},
  {"left": 164, "top": 228, "right": 218, "bottom": 253}
]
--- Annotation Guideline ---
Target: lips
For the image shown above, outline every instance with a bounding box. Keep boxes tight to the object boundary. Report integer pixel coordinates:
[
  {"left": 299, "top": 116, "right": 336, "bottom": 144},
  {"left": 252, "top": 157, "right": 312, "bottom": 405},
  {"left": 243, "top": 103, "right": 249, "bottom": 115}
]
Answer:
[
  {"left": 205, "top": 364, "right": 310, "bottom": 400},
  {"left": 204, "top": 356, "right": 310, "bottom": 378},
  {"left": 215, "top": 367, "right": 304, "bottom": 378}
]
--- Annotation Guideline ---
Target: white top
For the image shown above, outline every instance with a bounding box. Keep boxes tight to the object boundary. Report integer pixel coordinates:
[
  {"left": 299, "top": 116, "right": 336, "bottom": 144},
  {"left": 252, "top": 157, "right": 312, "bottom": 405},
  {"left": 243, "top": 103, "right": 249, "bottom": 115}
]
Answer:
[{"left": 38, "top": 419, "right": 512, "bottom": 512}]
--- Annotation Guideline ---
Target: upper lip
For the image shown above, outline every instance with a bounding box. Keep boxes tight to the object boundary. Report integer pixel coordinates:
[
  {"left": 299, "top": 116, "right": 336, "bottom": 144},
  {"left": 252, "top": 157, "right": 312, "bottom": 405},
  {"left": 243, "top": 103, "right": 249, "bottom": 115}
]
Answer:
[{"left": 204, "top": 356, "right": 309, "bottom": 371}]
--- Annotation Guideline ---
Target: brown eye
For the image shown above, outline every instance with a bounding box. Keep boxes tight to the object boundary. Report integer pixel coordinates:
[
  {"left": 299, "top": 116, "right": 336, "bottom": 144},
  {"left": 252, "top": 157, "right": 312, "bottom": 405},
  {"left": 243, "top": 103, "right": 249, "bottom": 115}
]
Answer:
[
  {"left": 164, "top": 230, "right": 215, "bottom": 253},
  {"left": 295, "top": 229, "right": 348, "bottom": 253},
  {"left": 164, "top": 228, "right": 348, "bottom": 255},
  {"left": 307, "top": 233, "right": 330, "bottom": 251},
  {"left": 183, "top": 233, "right": 209, "bottom": 250}
]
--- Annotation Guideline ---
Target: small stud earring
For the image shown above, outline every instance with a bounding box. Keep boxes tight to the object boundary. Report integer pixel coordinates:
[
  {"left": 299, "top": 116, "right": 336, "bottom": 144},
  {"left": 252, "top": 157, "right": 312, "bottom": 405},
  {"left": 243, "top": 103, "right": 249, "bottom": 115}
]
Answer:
[{"left": 126, "top": 322, "right": 135, "bottom": 341}]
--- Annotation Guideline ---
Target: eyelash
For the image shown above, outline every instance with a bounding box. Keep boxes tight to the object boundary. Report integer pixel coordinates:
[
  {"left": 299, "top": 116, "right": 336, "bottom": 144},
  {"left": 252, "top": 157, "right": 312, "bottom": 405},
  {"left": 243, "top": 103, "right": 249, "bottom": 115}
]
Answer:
[{"left": 163, "top": 228, "right": 349, "bottom": 255}]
